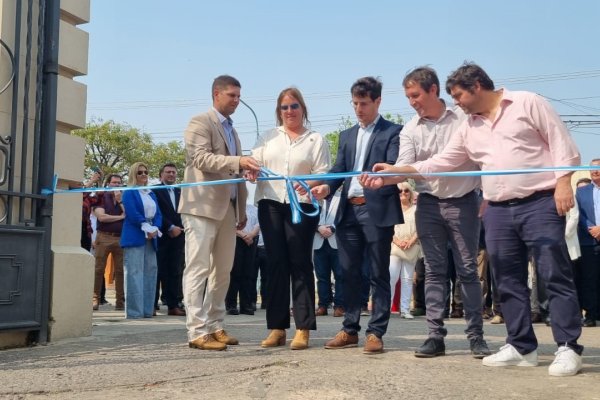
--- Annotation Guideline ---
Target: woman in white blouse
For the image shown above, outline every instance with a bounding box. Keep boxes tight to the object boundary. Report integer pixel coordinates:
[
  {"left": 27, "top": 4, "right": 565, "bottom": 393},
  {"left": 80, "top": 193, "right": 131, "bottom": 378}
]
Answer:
[
  {"left": 389, "top": 182, "right": 420, "bottom": 319},
  {"left": 120, "top": 162, "right": 162, "bottom": 319},
  {"left": 252, "top": 87, "right": 330, "bottom": 350}
]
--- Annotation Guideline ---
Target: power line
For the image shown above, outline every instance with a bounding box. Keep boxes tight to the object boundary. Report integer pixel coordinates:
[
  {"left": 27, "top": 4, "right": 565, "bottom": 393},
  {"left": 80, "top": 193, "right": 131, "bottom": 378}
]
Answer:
[{"left": 88, "top": 69, "right": 600, "bottom": 111}]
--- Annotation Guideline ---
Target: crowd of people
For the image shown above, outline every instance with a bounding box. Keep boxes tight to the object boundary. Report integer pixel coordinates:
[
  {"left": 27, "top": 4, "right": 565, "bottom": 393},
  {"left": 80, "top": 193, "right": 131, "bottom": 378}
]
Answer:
[{"left": 80, "top": 64, "right": 599, "bottom": 378}]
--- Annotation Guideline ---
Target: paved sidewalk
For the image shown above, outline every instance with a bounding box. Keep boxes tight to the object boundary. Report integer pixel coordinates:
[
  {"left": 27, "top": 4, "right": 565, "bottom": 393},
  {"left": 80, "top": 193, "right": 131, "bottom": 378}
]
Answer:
[{"left": 0, "top": 305, "right": 599, "bottom": 399}]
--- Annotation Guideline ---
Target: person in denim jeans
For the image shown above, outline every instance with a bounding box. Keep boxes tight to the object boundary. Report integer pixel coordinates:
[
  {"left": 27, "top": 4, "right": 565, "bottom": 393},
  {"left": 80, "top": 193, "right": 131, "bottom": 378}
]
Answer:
[{"left": 120, "top": 162, "right": 162, "bottom": 319}]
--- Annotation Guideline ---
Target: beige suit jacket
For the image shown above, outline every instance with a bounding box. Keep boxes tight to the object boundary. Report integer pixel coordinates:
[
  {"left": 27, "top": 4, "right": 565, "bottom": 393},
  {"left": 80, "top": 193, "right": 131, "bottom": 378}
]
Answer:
[{"left": 178, "top": 109, "right": 247, "bottom": 223}]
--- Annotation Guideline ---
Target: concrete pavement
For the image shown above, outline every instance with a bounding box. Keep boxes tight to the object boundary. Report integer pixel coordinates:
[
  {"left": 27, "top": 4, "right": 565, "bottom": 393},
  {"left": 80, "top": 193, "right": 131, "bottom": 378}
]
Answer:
[{"left": 0, "top": 305, "right": 599, "bottom": 399}]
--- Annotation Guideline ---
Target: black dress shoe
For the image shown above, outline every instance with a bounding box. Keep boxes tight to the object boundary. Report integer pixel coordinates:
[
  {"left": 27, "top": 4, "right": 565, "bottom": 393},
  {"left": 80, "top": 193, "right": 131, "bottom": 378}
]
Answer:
[
  {"left": 583, "top": 318, "right": 597, "bottom": 327},
  {"left": 415, "top": 338, "right": 445, "bottom": 358},
  {"left": 239, "top": 308, "right": 255, "bottom": 315},
  {"left": 226, "top": 308, "right": 239, "bottom": 315},
  {"left": 168, "top": 307, "right": 186, "bottom": 316},
  {"left": 469, "top": 337, "right": 491, "bottom": 359}
]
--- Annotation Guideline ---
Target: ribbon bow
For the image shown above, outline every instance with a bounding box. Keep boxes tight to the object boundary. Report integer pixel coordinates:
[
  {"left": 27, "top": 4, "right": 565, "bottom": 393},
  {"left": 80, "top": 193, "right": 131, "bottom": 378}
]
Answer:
[{"left": 259, "top": 167, "right": 320, "bottom": 224}]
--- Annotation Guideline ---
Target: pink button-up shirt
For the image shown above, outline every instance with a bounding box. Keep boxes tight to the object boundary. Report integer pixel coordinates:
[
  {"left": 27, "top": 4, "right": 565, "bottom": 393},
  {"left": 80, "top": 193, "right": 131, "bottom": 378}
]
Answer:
[{"left": 413, "top": 89, "right": 581, "bottom": 202}]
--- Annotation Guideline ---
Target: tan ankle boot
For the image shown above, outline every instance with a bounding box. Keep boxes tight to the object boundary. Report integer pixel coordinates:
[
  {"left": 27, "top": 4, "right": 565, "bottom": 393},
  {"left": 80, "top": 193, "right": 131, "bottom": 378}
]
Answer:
[
  {"left": 261, "top": 329, "right": 286, "bottom": 348},
  {"left": 290, "top": 329, "right": 309, "bottom": 350}
]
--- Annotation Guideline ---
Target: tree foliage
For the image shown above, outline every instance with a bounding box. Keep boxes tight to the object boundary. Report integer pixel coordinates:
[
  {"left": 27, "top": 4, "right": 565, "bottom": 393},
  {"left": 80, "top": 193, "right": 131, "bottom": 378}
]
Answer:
[{"left": 72, "top": 119, "right": 185, "bottom": 184}]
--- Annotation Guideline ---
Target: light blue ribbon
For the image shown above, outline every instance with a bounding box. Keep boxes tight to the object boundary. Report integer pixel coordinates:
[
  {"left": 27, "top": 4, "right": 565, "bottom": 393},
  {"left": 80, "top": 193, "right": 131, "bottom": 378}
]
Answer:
[
  {"left": 41, "top": 165, "right": 600, "bottom": 223},
  {"left": 259, "top": 167, "right": 320, "bottom": 224}
]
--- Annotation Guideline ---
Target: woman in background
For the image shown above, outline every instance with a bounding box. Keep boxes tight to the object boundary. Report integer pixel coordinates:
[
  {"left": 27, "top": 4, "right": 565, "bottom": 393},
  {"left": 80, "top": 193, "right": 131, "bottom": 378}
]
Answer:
[
  {"left": 120, "top": 162, "right": 162, "bottom": 319},
  {"left": 389, "top": 182, "right": 420, "bottom": 319}
]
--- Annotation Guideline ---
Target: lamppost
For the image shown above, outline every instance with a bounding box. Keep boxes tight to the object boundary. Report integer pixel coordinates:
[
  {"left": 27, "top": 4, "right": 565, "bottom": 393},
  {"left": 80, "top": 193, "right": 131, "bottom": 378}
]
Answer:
[{"left": 239, "top": 98, "right": 259, "bottom": 142}]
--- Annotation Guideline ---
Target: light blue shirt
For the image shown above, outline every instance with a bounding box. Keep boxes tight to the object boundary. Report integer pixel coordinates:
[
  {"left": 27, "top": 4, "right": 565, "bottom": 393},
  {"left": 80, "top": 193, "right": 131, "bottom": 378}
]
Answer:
[
  {"left": 348, "top": 115, "right": 380, "bottom": 198},
  {"left": 213, "top": 108, "right": 237, "bottom": 200}
]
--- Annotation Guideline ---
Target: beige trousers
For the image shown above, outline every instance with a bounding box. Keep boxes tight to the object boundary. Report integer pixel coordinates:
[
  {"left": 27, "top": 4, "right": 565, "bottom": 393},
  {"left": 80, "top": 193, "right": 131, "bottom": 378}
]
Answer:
[{"left": 182, "top": 204, "right": 236, "bottom": 341}]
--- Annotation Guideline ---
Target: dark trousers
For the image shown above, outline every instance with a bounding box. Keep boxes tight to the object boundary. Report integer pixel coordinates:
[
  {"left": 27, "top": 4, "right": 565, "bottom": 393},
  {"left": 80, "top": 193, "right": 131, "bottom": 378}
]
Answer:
[
  {"left": 336, "top": 204, "right": 393, "bottom": 338},
  {"left": 254, "top": 246, "right": 269, "bottom": 307},
  {"left": 483, "top": 194, "right": 583, "bottom": 355},
  {"left": 226, "top": 236, "right": 258, "bottom": 311},
  {"left": 360, "top": 253, "right": 371, "bottom": 307},
  {"left": 155, "top": 235, "right": 185, "bottom": 309},
  {"left": 314, "top": 240, "right": 344, "bottom": 308},
  {"left": 258, "top": 199, "right": 319, "bottom": 330},
  {"left": 413, "top": 257, "right": 426, "bottom": 310},
  {"left": 416, "top": 191, "right": 483, "bottom": 340},
  {"left": 579, "top": 245, "right": 600, "bottom": 320}
]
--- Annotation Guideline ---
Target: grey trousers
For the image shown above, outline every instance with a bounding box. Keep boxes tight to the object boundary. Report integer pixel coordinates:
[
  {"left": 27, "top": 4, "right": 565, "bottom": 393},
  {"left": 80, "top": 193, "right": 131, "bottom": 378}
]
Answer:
[{"left": 415, "top": 191, "right": 484, "bottom": 340}]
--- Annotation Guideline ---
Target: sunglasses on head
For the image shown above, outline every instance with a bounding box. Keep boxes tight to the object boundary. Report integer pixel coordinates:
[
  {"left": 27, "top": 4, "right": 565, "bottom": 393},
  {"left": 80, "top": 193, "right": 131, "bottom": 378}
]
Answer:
[
  {"left": 280, "top": 103, "right": 300, "bottom": 111},
  {"left": 137, "top": 170, "right": 149, "bottom": 176}
]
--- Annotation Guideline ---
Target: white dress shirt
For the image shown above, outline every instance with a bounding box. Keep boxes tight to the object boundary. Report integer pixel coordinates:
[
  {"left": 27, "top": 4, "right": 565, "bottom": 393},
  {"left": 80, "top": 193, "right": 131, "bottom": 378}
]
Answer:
[{"left": 252, "top": 126, "right": 330, "bottom": 204}]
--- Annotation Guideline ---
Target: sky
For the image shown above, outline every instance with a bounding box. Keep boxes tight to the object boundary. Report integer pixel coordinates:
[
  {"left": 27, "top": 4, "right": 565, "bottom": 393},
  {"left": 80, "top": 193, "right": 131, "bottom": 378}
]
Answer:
[{"left": 81, "top": 0, "right": 600, "bottom": 164}]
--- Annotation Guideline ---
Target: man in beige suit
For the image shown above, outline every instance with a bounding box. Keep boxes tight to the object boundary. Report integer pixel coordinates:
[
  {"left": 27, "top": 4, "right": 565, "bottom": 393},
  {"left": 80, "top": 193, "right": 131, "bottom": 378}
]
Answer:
[{"left": 180, "top": 75, "right": 260, "bottom": 351}]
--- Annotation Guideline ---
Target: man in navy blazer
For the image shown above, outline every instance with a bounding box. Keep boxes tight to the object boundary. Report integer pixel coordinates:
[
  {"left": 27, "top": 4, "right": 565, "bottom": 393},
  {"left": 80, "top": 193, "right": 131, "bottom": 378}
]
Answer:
[
  {"left": 312, "top": 76, "right": 403, "bottom": 354},
  {"left": 153, "top": 163, "right": 186, "bottom": 317},
  {"left": 575, "top": 158, "right": 600, "bottom": 327}
]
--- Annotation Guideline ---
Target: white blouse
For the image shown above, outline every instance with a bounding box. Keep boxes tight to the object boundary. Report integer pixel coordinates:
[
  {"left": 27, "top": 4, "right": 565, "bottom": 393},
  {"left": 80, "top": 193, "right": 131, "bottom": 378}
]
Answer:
[
  {"left": 139, "top": 189, "right": 161, "bottom": 237},
  {"left": 252, "top": 126, "right": 331, "bottom": 204}
]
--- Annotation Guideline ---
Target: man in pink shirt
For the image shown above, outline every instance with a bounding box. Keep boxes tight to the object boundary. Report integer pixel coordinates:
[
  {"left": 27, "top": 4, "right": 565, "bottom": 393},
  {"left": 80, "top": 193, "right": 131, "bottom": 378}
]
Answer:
[{"left": 360, "top": 63, "right": 583, "bottom": 377}]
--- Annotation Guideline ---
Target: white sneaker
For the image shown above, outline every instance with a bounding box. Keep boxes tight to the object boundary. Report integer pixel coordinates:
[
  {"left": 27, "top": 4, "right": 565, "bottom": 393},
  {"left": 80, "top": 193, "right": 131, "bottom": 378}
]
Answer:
[
  {"left": 401, "top": 312, "right": 414, "bottom": 319},
  {"left": 482, "top": 344, "right": 538, "bottom": 367},
  {"left": 548, "top": 346, "right": 582, "bottom": 377}
]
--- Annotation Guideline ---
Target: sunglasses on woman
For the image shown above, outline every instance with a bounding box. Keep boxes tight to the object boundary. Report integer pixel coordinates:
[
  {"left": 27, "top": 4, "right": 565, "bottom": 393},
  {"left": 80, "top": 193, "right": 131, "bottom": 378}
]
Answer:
[
  {"left": 401, "top": 189, "right": 411, "bottom": 193},
  {"left": 280, "top": 103, "right": 300, "bottom": 111},
  {"left": 137, "top": 170, "right": 149, "bottom": 176}
]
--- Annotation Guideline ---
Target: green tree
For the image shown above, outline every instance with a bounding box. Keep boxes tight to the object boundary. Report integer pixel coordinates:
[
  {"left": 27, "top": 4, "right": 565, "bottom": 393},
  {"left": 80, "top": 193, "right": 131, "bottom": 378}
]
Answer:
[
  {"left": 72, "top": 119, "right": 185, "bottom": 184},
  {"left": 151, "top": 141, "right": 186, "bottom": 181},
  {"left": 324, "top": 116, "right": 353, "bottom": 164}
]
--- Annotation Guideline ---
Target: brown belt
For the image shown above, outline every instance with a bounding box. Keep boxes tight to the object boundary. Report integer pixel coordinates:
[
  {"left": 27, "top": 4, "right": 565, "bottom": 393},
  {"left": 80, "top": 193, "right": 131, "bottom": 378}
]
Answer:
[
  {"left": 348, "top": 196, "right": 366, "bottom": 206},
  {"left": 98, "top": 231, "right": 121, "bottom": 237}
]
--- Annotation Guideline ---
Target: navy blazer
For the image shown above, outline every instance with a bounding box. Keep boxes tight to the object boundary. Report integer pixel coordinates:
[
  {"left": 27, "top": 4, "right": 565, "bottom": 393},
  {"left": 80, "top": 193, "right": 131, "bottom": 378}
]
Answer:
[
  {"left": 120, "top": 189, "right": 162, "bottom": 250},
  {"left": 576, "top": 184, "right": 598, "bottom": 246},
  {"left": 152, "top": 186, "right": 183, "bottom": 232},
  {"left": 327, "top": 117, "right": 403, "bottom": 228}
]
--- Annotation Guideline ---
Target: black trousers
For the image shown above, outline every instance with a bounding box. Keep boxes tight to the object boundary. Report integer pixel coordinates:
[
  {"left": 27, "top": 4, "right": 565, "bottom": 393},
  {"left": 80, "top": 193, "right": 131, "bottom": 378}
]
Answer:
[
  {"left": 580, "top": 245, "right": 600, "bottom": 320},
  {"left": 254, "top": 246, "right": 269, "bottom": 307},
  {"left": 155, "top": 235, "right": 185, "bottom": 309},
  {"left": 258, "top": 199, "right": 319, "bottom": 330},
  {"left": 226, "top": 236, "right": 258, "bottom": 311}
]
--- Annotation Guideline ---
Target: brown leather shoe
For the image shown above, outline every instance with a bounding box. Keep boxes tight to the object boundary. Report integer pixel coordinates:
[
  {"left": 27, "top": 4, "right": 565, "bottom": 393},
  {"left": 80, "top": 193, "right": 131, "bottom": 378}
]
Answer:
[
  {"left": 324, "top": 331, "right": 359, "bottom": 349},
  {"left": 213, "top": 329, "right": 239, "bottom": 345},
  {"left": 333, "top": 306, "right": 345, "bottom": 317},
  {"left": 92, "top": 299, "right": 99, "bottom": 311},
  {"left": 290, "top": 329, "right": 309, "bottom": 350},
  {"left": 490, "top": 315, "right": 504, "bottom": 324},
  {"left": 315, "top": 306, "right": 328, "bottom": 316},
  {"left": 261, "top": 329, "right": 286, "bottom": 348},
  {"left": 168, "top": 307, "right": 186, "bottom": 316},
  {"left": 363, "top": 334, "right": 384, "bottom": 354},
  {"left": 189, "top": 334, "right": 227, "bottom": 351}
]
